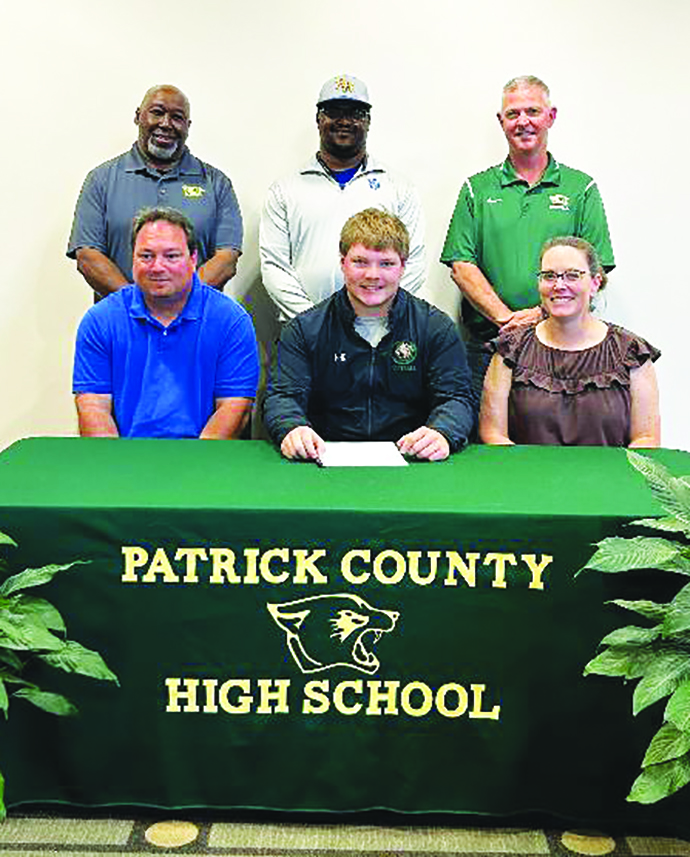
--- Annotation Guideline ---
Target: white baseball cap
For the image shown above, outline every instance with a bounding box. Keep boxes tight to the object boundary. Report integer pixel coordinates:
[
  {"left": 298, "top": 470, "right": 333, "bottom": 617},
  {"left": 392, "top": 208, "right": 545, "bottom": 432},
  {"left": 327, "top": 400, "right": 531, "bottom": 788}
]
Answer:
[{"left": 317, "top": 74, "right": 371, "bottom": 107}]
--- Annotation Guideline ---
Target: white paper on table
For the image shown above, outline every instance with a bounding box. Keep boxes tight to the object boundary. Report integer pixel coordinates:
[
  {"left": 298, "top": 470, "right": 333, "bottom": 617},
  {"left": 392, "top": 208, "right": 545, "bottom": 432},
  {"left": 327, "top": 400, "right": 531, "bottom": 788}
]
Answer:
[{"left": 319, "top": 441, "right": 408, "bottom": 467}]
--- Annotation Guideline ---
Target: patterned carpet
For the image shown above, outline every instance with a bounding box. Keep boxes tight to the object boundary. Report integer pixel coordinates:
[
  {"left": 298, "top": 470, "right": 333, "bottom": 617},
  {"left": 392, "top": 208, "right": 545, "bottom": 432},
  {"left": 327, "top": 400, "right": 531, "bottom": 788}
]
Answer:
[{"left": 0, "top": 815, "right": 688, "bottom": 857}]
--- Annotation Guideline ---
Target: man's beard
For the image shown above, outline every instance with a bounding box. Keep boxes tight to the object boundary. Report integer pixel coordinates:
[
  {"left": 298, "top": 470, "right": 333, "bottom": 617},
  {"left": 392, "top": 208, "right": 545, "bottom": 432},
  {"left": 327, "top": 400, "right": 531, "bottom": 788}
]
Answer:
[
  {"left": 324, "top": 138, "right": 362, "bottom": 161},
  {"left": 146, "top": 138, "right": 180, "bottom": 162}
]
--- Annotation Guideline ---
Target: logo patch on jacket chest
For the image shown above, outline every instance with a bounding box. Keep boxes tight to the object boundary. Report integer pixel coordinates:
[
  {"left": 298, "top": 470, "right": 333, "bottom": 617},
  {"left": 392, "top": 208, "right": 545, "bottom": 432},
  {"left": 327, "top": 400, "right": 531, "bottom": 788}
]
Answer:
[{"left": 392, "top": 341, "right": 417, "bottom": 371}]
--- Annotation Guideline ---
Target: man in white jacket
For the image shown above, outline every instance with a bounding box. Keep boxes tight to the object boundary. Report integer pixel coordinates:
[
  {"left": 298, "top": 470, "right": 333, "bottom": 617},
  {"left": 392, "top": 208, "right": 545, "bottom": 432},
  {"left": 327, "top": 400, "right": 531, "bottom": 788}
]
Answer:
[{"left": 260, "top": 74, "right": 426, "bottom": 322}]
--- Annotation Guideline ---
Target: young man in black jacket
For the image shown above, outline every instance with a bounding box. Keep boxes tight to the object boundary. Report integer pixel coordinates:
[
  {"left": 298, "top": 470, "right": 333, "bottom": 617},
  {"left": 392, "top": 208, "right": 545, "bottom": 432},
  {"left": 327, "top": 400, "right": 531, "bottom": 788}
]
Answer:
[{"left": 264, "top": 208, "right": 473, "bottom": 462}]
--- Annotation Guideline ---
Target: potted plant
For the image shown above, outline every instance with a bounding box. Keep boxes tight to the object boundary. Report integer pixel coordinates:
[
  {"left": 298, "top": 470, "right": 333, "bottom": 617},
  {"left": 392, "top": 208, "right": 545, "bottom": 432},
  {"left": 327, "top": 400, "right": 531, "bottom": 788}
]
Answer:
[
  {"left": 0, "top": 529, "right": 118, "bottom": 818},
  {"left": 581, "top": 450, "right": 690, "bottom": 803}
]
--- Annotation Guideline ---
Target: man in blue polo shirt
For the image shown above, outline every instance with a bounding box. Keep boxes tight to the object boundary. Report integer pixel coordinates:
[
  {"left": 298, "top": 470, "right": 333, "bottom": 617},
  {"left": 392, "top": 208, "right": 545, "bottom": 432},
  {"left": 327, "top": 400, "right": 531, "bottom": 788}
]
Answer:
[
  {"left": 73, "top": 207, "right": 259, "bottom": 439},
  {"left": 67, "top": 84, "right": 243, "bottom": 298}
]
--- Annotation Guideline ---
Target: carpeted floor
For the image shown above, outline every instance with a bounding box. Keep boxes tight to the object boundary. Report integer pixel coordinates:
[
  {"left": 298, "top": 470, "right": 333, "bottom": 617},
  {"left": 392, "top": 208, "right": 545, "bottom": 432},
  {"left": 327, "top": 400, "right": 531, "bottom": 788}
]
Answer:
[{"left": 0, "top": 815, "right": 688, "bottom": 857}]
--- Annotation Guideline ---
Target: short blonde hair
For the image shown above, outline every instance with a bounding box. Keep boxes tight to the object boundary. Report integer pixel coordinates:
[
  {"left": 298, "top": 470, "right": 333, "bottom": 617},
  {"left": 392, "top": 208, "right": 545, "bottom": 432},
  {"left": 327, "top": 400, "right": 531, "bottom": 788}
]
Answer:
[{"left": 339, "top": 208, "right": 409, "bottom": 263}]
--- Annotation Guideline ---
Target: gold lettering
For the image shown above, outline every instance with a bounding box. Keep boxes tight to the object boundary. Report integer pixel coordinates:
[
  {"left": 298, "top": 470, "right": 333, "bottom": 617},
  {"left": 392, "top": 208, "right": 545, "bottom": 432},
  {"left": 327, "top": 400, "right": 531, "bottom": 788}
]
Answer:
[
  {"left": 373, "top": 550, "right": 406, "bottom": 585},
  {"left": 218, "top": 679, "right": 252, "bottom": 714},
  {"left": 142, "top": 548, "right": 180, "bottom": 583},
  {"left": 121, "top": 546, "right": 149, "bottom": 582},
  {"left": 302, "top": 679, "right": 330, "bottom": 714},
  {"left": 256, "top": 678, "right": 290, "bottom": 714},
  {"left": 408, "top": 551, "right": 436, "bottom": 585},
  {"left": 293, "top": 549, "right": 329, "bottom": 584},
  {"left": 202, "top": 679, "right": 218, "bottom": 713},
  {"left": 165, "top": 677, "right": 199, "bottom": 713},
  {"left": 260, "top": 548, "right": 291, "bottom": 584},
  {"left": 174, "top": 547, "right": 208, "bottom": 583},
  {"left": 469, "top": 683, "right": 501, "bottom": 720},
  {"left": 340, "top": 549, "right": 370, "bottom": 584},
  {"left": 208, "top": 548, "right": 241, "bottom": 584},
  {"left": 444, "top": 551, "right": 480, "bottom": 587},
  {"left": 365, "top": 680, "right": 400, "bottom": 715},
  {"left": 484, "top": 553, "right": 517, "bottom": 589},
  {"left": 436, "top": 683, "right": 469, "bottom": 718},
  {"left": 400, "top": 681, "right": 433, "bottom": 717},
  {"left": 522, "top": 554, "right": 553, "bottom": 590},
  {"left": 333, "top": 680, "right": 363, "bottom": 715},
  {"left": 243, "top": 548, "right": 260, "bottom": 584}
]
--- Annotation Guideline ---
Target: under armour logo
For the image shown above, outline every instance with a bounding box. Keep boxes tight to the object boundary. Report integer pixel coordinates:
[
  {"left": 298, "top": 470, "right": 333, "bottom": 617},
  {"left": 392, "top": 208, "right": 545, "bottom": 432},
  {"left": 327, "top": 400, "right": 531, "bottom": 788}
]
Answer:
[{"left": 334, "top": 353, "right": 347, "bottom": 362}]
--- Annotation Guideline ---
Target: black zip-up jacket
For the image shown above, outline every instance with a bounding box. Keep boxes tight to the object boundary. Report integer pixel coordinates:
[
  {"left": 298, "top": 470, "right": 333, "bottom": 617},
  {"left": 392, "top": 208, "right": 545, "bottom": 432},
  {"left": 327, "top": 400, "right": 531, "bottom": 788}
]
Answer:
[{"left": 264, "top": 288, "right": 473, "bottom": 452}]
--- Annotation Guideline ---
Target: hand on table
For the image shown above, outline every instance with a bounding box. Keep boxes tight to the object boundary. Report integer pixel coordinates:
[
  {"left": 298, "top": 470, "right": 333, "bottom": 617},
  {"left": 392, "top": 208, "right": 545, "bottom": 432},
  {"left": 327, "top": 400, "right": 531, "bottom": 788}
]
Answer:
[
  {"left": 281, "top": 426, "right": 326, "bottom": 462},
  {"left": 397, "top": 427, "right": 450, "bottom": 461}
]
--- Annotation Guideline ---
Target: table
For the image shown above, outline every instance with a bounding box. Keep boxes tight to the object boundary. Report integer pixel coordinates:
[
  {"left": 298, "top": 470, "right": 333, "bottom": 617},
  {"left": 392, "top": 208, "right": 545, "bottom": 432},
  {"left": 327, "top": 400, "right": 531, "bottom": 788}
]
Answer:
[{"left": 0, "top": 438, "right": 689, "bottom": 831}]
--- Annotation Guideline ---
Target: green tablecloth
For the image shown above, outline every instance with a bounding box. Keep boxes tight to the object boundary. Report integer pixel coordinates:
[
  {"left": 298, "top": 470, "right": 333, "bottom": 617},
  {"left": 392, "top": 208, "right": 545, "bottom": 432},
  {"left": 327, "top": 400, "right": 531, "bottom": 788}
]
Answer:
[{"left": 0, "top": 438, "right": 689, "bottom": 828}]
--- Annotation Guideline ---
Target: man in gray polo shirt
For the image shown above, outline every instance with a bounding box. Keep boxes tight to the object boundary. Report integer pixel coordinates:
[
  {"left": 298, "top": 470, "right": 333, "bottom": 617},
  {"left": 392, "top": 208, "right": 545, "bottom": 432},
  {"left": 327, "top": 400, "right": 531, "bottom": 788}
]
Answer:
[{"left": 68, "top": 84, "right": 243, "bottom": 298}]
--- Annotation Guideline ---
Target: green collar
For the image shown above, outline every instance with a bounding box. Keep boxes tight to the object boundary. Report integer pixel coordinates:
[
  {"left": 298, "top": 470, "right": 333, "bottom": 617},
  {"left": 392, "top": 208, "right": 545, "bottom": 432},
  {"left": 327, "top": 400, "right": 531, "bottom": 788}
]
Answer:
[{"left": 499, "top": 153, "right": 560, "bottom": 188}]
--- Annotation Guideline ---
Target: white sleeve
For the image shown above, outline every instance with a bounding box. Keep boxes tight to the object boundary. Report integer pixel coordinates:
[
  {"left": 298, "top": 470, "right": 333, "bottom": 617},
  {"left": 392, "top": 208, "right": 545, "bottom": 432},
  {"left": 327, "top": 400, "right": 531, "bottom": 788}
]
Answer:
[
  {"left": 396, "top": 181, "right": 426, "bottom": 296},
  {"left": 259, "top": 181, "right": 315, "bottom": 321}
]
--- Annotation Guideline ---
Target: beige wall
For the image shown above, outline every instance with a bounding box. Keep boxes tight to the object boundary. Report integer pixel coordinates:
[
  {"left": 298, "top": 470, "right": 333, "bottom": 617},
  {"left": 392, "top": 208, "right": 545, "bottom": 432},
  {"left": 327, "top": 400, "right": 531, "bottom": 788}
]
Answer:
[{"left": 1, "top": 0, "right": 687, "bottom": 450}]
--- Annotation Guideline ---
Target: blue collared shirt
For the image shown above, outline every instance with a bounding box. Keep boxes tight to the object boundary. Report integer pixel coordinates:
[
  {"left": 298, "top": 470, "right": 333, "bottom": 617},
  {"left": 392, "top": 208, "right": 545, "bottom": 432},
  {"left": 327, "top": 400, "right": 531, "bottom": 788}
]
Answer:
[{"left": 73, "top": 275, "right": 259, "bottom": 438}]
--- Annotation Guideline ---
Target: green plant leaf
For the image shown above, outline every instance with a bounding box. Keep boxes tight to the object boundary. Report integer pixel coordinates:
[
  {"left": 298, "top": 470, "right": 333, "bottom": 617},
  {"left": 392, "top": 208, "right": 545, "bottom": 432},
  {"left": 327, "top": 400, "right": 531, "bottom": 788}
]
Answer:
[
  {"left": 0, "top": 611, "right": 64, "bottom": 652},
  {"left": 0, "top": 561, "right": 87, "bottom": 597},
  {"left": 0, "top": 649, "right": 23, "bottom": 672},
  {"left": 0, "top": 767, "right": 5, "bottom": 821},
  {"left": 584, "top": 646, "right": 652, "bottom": 679},
  {"left": 0, "top": 531, "right": 17, "bottom": 548},
  {"left": 628, "top": 754, "right": 690, "bottom": 803},
  {"left": 631, "top": 516, "right": 689, "bottom": 534},
  {"left": 664, "top": 679, "right": 690, "bottom": 733},
  {"left": 663, "top": 583, "right": 690, "bottom": 637},
  {"left": 643, "top": 722, "right": 690, "bottom": 767},
  {"left": 0, "top": 673, "right": 33, "bottom": 687},
  {"left": 582, "top": 536, "right": 690, "bottom": 575},
  {"left": 40, "top": 640, "right": 119, "bottom": 684},
  {"left": 0, "top": 678, "right": 7, "bottom": 719},
  {"left": 600, "top": 625, "right": 661, "bottom": 647},
  {"left": 627, "top": 451, "right": 690, "bottom": 536},
  {"left": 7, "top": 594, "right": 66, "bottom": 634},
  {"left": 633, "top": 652, "right": 690, "bottom": 715},
  {"left": 608, "top": 599, "right": 669, "bottom": 622},
  {"left": 13, "top": 688, "right": 78, "bottom": 716}
]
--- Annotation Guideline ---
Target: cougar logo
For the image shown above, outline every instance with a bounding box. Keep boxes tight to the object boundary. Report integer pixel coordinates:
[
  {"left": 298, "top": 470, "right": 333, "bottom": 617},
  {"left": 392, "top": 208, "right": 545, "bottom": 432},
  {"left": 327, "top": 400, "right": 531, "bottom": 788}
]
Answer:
[{"left": 267, "top": 593, "right": 399, "bottom": 674}]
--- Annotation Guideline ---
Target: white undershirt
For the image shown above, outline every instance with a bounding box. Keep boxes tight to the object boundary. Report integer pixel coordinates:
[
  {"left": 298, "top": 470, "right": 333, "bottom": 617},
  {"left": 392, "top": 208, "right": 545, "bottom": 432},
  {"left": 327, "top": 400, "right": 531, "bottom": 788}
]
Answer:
[{"left": 354, "top": 316, "right": 389, "bottom": 347}]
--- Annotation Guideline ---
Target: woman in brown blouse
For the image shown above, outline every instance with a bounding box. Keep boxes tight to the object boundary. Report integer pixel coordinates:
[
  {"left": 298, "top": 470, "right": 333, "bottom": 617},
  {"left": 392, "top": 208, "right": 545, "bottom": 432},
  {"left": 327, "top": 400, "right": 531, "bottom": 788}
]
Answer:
[{"left": 479, "top": 236, "right": 660, "bottom": 447}]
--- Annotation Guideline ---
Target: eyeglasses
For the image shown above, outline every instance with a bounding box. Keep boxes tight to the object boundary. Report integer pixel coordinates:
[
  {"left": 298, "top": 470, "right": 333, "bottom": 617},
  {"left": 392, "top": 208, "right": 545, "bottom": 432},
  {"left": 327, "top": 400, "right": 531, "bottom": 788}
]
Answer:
[
  {"left": 538, "top": 269, "right": 588, "bottom": 284},
  {"left": 319, "top": 104, "right": 370, "bottom": 122}
]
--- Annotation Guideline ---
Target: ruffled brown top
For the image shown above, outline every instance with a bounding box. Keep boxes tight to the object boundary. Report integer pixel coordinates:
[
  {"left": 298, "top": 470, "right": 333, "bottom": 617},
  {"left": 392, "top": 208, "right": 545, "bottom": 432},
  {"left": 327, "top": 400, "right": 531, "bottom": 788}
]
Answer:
[{"left": 491, "top": 323, "right": 660, "bottom": 446}]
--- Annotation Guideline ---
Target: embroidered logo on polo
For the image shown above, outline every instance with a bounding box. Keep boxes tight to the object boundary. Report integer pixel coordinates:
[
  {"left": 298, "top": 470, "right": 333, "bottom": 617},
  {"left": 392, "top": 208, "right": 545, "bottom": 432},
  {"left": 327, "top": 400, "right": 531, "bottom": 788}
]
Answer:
[
  {"left": 549, "top": 194, "right": 570, "bottom": 211},
  {"left": 181, "top": 185, "right": 206, "bottom": 199},
  {"left": 392, "top": 341, "right": 417, "bottom": 371},
  {"left": 368, "top": 177, "right": 381, "bottom": 190},
  {"left": 267, "top": 593, "right": 399, "bottom": 675},
  {"left": 486, "top": 197, "right": 503, "bottom": 204},
  {"left": 334, "top": 352, "right": 347, "bottom": 362}
]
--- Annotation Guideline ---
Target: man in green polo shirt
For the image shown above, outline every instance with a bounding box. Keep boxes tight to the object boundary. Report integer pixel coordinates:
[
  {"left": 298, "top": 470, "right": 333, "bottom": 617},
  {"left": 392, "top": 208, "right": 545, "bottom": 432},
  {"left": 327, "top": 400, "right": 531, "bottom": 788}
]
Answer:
[{"left": 440, "top": 75, "right": 615, "bottom": 409}]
